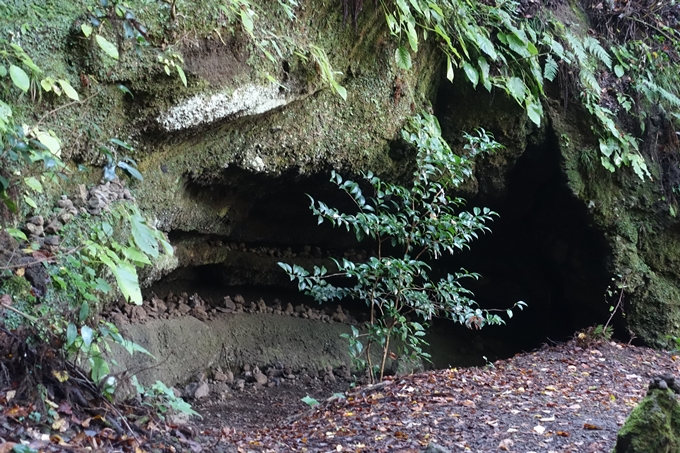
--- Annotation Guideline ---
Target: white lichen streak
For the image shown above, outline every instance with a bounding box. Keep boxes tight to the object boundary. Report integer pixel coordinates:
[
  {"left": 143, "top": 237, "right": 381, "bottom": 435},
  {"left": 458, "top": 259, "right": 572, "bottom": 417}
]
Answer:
[{"left": 157, "top": 84, "right": 287, "bottom": 131}]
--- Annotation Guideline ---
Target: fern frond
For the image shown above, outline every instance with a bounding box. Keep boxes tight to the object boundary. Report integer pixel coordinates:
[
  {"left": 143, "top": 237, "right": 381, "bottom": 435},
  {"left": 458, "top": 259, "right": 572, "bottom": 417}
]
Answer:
[
  {"left": 584, "top": 36, "right": 612, "bottom": 69},
  {"left": 544, "top": 55, "right": 558, "bottom": 82},
  {"left": 580, "top": 69, "right": 602, "bottom": 100},
  {"left": 641, "top": 79, "right": 680, "bottom": 108},
  {"left": 565, "top": 32, "right": 587, "bottom": 65}
]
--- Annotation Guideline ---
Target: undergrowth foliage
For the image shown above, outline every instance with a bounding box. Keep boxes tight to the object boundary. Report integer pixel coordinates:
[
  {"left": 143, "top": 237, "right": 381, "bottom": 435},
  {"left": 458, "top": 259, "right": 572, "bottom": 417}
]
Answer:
[
  {"left": 337, "top": 0, "right": 678, "bottom": 180},
  {"left": 0, "top": 27, "right": 192, "bottom": 418},
  {"left": 280, "top": 114, "right": 526, "bottom": 382}
]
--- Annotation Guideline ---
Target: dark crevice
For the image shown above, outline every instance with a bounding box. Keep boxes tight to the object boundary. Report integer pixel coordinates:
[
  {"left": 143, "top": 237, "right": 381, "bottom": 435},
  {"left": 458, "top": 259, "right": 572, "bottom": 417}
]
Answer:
[{"left": 436, "top": 123, "right": 613, "bottom": 357}]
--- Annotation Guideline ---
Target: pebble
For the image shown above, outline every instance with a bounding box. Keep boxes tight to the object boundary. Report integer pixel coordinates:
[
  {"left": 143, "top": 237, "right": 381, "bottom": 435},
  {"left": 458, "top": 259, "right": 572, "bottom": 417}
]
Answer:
[{"left": 194, "top": 381, "right": 210, "bottom": 399}]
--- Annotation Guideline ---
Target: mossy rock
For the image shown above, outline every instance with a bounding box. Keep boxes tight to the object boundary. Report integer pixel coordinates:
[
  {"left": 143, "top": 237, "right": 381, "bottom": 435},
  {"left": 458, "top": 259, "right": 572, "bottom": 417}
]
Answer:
[{"left": 613, "top": 388, "right": 680, "bottom": 453}]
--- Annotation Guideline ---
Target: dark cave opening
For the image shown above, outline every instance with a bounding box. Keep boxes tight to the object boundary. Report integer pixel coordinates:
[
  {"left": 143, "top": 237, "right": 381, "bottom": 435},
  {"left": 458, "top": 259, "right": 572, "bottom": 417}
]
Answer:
[
  {"left": 152, "top": 127, "right": 614, "bottom": 368},
  {"left": 427, "top": 125, "right": 614, "bottom": 366}
]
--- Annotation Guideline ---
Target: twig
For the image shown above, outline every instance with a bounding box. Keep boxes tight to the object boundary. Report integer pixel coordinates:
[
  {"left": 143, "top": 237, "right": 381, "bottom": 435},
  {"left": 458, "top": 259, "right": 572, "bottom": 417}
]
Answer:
[
  {"left": 604, "top": 277, "right": 627, "bottom": 334},
  {"left": 1, "top": 303, "right": 38, "bottom": 323},
  {"left": 0, "top": 246, "right": 82, "bottom": 270},
  {"left": 35, "top": 91, "right": 101, "bottom": 126}
]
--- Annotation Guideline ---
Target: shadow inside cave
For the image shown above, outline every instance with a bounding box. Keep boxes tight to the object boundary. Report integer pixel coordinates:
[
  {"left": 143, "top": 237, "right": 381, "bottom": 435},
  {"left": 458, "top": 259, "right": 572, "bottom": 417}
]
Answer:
[{"left": 151, "top": 124, "right": 615, "bottom": 369}]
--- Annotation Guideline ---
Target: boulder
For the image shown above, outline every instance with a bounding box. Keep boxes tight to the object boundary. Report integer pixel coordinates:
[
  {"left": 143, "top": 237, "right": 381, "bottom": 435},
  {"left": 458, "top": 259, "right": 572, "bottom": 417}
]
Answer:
[{"left": 613, "top": 376, "right": 680, "bottom": 453}]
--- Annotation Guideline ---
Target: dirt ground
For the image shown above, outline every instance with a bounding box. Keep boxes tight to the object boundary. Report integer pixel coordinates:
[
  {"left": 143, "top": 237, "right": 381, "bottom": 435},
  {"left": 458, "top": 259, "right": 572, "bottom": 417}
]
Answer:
[{"left": 0, "top": 336, "right": 677, "bottom": 452}]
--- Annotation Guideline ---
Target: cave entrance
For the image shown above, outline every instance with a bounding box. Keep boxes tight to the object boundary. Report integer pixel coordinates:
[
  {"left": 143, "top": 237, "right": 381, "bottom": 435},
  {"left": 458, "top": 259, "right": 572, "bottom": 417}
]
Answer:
[
  {"left": 143, "top": 126, "right": 612, "bottom": 370},
  {"left": 427, "top": 124, "right": 613, "bottom": 367}
]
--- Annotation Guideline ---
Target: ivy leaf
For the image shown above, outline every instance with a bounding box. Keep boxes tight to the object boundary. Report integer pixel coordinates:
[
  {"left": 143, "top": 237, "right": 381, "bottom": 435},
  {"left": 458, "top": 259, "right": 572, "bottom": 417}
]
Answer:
[
  {"left": 614, "top": 64, "right": 624, "bottom": 78},
  {"left": 9, "top": 65, "right": 30, "bottom": 92},
  {"left": 462, "top": 61, "right": 478, "bottom": 88},
  {"left": 395, "top": 46, "right": 412, "bottom": 70},
  {"left": 95, "top": 34, "right": 119, "bottom": 60},
  {"left": 81, "top": 23, "right": 93, "bottom": 37}
]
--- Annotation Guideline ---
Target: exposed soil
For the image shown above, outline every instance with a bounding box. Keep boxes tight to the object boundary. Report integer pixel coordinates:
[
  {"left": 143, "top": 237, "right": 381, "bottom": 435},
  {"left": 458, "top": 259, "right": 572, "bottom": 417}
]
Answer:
[{"left": 0, "top": 335, "right": 677, "bottom": 452}]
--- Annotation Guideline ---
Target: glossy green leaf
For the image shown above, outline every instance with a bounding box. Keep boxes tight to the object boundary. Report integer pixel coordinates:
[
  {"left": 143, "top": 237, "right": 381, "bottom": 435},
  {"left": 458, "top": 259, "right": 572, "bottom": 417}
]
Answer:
[
  {"left": 614, "top": 64, "right": 624, "bottom": 78},
  {"left": 35, "top": 130, "right": 61, "bottom": 156},
  {"left": 81, "top": 23, "right": 93, "bottom": 37},
  {"left": 506, "top": 77, "right": 526, "bottom": 103},
  {"left": 95, "top": 34, "right": 119, "bottom": 60},
  {"left": 130, "top": 212, "right": 159, "bottom": 258},
  {"left": 446, "top": 56, "right": 454, "bottom": 82},
  {"left": 67, "top": 323, "right": 78, "bottom": 347},
  {"left": 100, "top": 254, "right": 143, "bottom": 305},
  {"left": 81, "top": 325, "right": 94, "bottom": 347},
  {"left": 9, "top": 65, "right": 30, "bottom": 92},
  {"left": 118, "top": 161, "right": 143, "bottom": 181},
  {"left": 395, "top": 46, "right": 412, "bottom": 70},
  {"left": 24, "top": 195, "right": 37, "bottom": 209},
  {"left": 462, "top": 61, "right": 478, "bottom": 88},
  {"left": 58, "top": 79, "right": 80, "bottom": 101},
  {"left": 176, "top": 65, "right": 187, "bottom": 87},
  {"left": 23, "top": 176, "right": 43, "bottom": 193}
]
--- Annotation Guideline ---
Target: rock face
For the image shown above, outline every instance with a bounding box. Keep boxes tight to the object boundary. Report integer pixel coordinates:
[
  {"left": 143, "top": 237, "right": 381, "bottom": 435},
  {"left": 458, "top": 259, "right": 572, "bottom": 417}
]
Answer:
[
  {"left": 9, "top": 0, "right": 680, "bottom": 348},
  {"left": 613, "top": 376, "right": 680, "bottom": 453}
]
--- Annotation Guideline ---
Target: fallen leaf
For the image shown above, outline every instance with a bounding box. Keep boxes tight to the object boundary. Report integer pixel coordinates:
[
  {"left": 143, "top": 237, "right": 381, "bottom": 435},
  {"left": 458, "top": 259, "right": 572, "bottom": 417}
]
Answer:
[
  {"left": 0, "top": 442, "right": 17, "bottom": 453},
  {"left": 57, "top": 400, "right": 72, "bottom": 415},
  {"left": 52, "top": 417, "right": 69, "bottom": 432},
  {"left": 52, "top": 370, "right": 69, "bottom": 383},
  {"left": 557, "top": 431, "right": 570, "bottom": 437},
  {"left": 584, "top": 423, "right": 602, "bottom": 430},
  {"left": 15, "top": 268, "right": 25, "bottom": 277}
]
